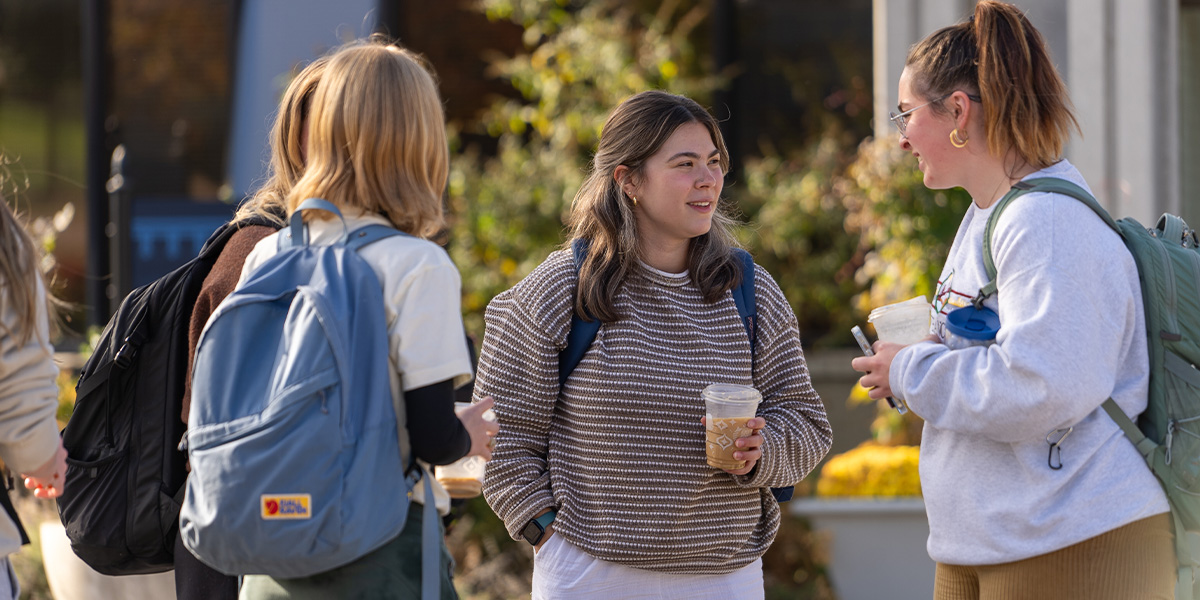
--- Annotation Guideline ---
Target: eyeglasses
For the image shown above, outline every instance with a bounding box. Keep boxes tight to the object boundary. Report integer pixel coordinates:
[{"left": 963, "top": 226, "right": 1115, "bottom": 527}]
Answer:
[{"left": 889, "top": 92, "right": 982, "bottom": 136}]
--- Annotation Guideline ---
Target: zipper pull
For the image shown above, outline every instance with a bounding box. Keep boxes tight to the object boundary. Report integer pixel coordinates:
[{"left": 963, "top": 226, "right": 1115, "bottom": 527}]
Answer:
[{"left": 1165, "top": 421, "right": 1175, "bottom": 465}]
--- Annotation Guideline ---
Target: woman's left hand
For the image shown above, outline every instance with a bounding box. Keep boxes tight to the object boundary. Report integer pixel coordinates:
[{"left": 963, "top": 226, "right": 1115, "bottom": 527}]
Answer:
[{"left": 701, "top": 416, "right": 766, "bottom": 475}]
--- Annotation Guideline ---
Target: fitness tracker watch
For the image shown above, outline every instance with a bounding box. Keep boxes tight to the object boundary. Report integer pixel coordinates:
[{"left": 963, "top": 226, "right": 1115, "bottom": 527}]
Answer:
[{"left": 521, "top": 509, "right": 557, "bottom": 546}]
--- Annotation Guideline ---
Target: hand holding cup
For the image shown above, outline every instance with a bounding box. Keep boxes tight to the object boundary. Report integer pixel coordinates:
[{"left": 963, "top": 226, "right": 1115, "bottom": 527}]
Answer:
[
  {"left": 701, "top": 415, "right": 766, "bottom": 475},
  {"left": 702, "top": 383, "right": 763, "bottom": 474},
  {"left": 436, "top": 398, "right": 499, "bottom": 499}
]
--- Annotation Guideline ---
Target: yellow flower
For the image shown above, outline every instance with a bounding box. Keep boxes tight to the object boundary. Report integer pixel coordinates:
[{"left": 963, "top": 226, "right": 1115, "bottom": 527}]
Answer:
[{"left": 816, "top": 442, "right": 921, "bottom": 497}]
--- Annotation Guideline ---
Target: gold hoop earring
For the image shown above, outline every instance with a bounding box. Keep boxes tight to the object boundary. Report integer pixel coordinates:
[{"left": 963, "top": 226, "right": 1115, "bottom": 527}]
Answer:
[
  {"left": 630, "top": 195, "right": 638, "bottom": 207},
  {"left": 949, "top": 129, "right": 969, "bottom": 148}
]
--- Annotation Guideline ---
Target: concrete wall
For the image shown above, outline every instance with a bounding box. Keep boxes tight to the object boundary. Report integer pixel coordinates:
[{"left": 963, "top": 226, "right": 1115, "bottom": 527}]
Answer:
[{"left": 225, "top": 0, "right": 377, "bottom": 199}]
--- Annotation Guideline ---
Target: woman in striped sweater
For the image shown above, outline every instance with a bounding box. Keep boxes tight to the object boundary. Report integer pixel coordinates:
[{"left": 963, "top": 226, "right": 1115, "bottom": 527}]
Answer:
[{"left": 477, "top": 90, "right": 832, "bottom": 599}]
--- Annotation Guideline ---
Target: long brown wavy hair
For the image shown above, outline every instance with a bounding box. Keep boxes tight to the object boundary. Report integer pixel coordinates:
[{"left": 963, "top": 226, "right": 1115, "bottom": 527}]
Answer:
[
  {"left": 566, "top": 90, "right": 742, "bottom": 322},
  {"left": 905, "top": 0, "right": 1080, "bottom": 169}
]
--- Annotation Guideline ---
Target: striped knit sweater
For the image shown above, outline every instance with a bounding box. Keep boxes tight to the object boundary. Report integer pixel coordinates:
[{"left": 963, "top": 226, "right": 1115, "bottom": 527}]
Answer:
[{"left": 478, "top": 249, "right": 832, "bottom": 574}]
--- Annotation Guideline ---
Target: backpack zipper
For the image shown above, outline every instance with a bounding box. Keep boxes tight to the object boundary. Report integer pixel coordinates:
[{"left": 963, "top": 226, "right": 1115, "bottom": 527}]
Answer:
[{"left": 1166, "top": 420, "right": 1175, "bottom": 465}]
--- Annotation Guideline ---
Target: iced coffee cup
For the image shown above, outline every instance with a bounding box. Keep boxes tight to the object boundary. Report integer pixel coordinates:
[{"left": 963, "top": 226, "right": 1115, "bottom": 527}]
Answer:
[
  {"left": 867, "top": 295, "right": 932, "bottom": 345},
  {"left": 434, "top": 402, "right": 496, "bottom": 499},
  {"left": 703, "top": 383, "right": 762, "bottom": 470}
]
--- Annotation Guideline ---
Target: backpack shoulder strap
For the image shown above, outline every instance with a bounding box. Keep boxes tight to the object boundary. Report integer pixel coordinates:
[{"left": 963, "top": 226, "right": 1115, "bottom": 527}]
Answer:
[
  {"left": 1100, "top": 399, "right": 1156, "bottom": 459},
  {"left": 344, "top": 224, "right": 409, "bottom": 252},
  {"left": 731, "top": 248, "right": 757, "bottom": 355},
  {"left": 728, "top": 249, "right": 791, "bottom": 502},
  {"left": 197, "top": 212, "right": 281, "bottom": 263},
  {"left": 976, "top": 177, "right": 1116, "bottom": 307},
  {"left": 559, "top": 238, "right": 601, "bottom": 386}
]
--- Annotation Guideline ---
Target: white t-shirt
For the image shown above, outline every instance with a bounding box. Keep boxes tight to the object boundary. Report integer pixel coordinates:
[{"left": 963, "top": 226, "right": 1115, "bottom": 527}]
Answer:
[{"left": 239, "top": 210, "right": 474, "bottom": 514}]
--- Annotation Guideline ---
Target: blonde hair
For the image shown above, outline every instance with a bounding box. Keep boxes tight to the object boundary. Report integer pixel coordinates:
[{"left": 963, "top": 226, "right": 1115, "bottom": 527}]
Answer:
[
  {"left": 288, "top": 37, "right": 448, "bottom": 237},
  {"left": 905, "top": 0, "right": 1079, "bottom": 169},
  {"left": 0, "top": 192, "right": 52, "bottom": 346},
  {"left": 233, "top": 56, "right": 329, "bottom": 226},
  {"left": 567, "top": 90, "right": 741, "bottom": 322}
]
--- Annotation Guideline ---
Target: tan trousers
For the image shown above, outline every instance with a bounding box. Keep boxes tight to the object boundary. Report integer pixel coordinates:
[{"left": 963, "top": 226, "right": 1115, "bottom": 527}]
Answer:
[{"left": 933, "top": 513, "right": 1175, "bottom": 600}]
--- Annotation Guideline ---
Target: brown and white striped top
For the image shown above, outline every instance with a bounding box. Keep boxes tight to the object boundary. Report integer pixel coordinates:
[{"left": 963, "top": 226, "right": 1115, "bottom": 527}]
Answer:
[{"left": 478, "top": 249, "right": 832, "bottom": 574}]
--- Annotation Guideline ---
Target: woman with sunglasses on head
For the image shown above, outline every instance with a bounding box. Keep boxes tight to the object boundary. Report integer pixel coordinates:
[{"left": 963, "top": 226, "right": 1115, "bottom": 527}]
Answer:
[{"left": 852, "top": 2, "right": 1173, "bottom": 598}]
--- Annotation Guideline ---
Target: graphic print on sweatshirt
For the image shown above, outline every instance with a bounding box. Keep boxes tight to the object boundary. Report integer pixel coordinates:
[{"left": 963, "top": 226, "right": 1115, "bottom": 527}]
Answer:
[{"left": 932, "top": 269, "right": 976, "bottom": 339}]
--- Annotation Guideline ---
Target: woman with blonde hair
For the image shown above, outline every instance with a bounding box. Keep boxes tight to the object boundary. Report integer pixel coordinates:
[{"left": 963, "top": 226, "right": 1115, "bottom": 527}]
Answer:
[
  {"left": 176, "top": 55, "right": 327, "bottom": 600},
  {"left": 852, "top": 2, "right": 1174, "bottom": 598},
  {"left": 478, "top": 90, "right": 832, "bottom": 599},
  {"left": 231, "top": 37, "right": 495, "bottom": 599},
  {"left": 0, "top": 191, "right": 68, "bottom": 600}
]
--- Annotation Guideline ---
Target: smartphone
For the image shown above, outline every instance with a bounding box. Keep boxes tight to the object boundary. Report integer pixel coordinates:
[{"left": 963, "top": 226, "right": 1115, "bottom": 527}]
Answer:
[{"left": 851, "top": 326, "right": 907, "bottom": 414}]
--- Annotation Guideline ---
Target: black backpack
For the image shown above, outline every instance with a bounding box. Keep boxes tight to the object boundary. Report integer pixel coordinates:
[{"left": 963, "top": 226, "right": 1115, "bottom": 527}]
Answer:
[{"left": 58, "top": 215, "right": 278, "bottom": 575}]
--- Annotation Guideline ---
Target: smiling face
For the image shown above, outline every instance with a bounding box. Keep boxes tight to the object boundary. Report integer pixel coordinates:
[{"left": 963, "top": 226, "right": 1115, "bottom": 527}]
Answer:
[
  {"left": 896, "top": 67, "right": 960, "bottom": 190},
  {"left": 621, "top": 121, "right": 723, "bottom": 260}
]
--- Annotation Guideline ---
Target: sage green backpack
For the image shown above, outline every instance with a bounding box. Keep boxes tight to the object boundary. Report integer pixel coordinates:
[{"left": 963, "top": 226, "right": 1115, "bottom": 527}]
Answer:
[{"left": 980, "top": 178, "right": 1200, "bottom": 600}]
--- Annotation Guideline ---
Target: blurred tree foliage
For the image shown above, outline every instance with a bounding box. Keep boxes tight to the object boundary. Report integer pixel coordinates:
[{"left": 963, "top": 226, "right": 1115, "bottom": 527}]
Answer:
[
  {"left": 841, "top": 137, "right": 972, "bottom": 314},
  {"left": 735, "top": 125, "right": 864, "bottom": 347},
  {"left": 841, "top": 138, "right": 971, "bottom": 445},
  {"left": 448, "top": 0, "right": 722, "bottom": 338}
]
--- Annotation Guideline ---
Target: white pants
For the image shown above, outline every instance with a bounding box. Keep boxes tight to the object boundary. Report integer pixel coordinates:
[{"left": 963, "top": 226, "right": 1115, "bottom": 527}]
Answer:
[{"left": 531, "top": 534, "right": 764, "bottom": 600}]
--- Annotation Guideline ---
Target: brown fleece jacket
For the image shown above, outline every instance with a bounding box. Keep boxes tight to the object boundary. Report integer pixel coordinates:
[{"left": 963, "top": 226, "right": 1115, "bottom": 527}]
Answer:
[{"left": 181, "top": 225, "right": 277, "bottom": 423}]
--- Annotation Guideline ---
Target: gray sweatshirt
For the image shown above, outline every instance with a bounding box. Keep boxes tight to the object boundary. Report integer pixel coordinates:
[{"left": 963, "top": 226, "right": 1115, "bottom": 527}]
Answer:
[{"left": 890, "top": 160, "right": 1169, "bottom": 565}]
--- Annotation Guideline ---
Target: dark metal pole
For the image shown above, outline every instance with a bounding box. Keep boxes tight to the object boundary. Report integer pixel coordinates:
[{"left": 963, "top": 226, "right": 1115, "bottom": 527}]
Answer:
[
  {"left": 711, "top": 0, "right": 740, "bottom": 178},
  {"left": 82, "top": 0, "right": 111, "bottom": 325},
  {"left": 375, "top": 0, "right": 402, "bottom": 39}
]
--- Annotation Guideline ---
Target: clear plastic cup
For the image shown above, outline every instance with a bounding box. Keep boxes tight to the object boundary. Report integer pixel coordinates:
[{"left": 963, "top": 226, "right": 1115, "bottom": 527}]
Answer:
[
  {"left": 434, "top": 402, "right": 496, "bottom": 499},
  {"left": 702, "top": 383, "right": 762, "bottom": 470},
  {"left": 868, "top": 296, "right": 932, "bottom": 344}
]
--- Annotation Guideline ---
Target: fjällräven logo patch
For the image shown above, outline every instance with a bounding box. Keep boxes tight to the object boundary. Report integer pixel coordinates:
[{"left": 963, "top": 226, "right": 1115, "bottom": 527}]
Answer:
[{"left": 261, "top": 495, "right": 312, "bottom": 519}]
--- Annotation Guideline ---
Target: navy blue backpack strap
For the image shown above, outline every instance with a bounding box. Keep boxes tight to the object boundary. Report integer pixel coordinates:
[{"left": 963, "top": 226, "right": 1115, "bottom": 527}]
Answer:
[
  {"left": 732, "top": 249, "right": 792, "bottom": 503},
  {"left": 730, "top": 248, "right": 757, "bottom": 356},
  {"left": 559, "top": 238, "right": 600, "bottom": 386}
]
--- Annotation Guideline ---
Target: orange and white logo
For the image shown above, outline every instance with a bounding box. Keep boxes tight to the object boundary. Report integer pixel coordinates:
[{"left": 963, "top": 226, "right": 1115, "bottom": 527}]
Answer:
[{"left": 261, "top": 494, "right": 311, "bottom": 519}]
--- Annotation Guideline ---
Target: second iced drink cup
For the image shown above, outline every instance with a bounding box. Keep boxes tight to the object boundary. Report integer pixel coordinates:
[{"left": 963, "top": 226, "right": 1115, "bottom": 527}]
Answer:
[{"left": 703, "top": 383, "right": 762, "bottom": 470}]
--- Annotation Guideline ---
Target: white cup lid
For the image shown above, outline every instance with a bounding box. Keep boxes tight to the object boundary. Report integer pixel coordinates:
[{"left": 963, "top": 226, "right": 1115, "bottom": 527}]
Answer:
[
  {"left": 868, "top": 295, "right": 929, "bottom": 321},
  {"left": 701, "top": 383, "right": 761, "bottom": 402}
]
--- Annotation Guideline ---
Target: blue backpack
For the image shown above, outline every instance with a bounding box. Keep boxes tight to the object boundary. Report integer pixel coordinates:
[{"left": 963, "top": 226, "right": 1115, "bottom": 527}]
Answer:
[
  {"left": 558, "top": 239, "right": 794, "bottom": 503},
  {"left": 180, "top": 199, "right": 440, "bottom": 598}
]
